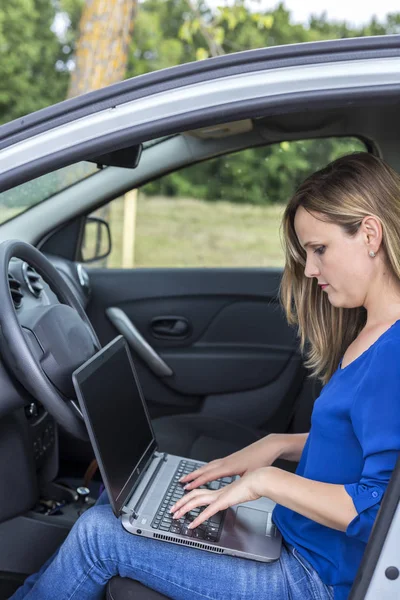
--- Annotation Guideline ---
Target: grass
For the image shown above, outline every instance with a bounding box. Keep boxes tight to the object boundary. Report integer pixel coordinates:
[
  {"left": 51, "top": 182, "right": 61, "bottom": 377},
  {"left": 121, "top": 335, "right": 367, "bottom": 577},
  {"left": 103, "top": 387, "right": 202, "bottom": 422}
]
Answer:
[
  {"left": 2, "top": 195, "right": 287, "bottom": 268},
  {"left": 104, "top": 194, "right": 286, "bottom": 268}
]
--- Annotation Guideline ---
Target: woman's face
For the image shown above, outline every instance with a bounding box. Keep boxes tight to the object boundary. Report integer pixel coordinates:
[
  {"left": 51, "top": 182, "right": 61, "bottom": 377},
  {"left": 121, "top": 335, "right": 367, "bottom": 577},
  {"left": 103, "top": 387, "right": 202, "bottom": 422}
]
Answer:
[{"left": 294, "top": 206, "right": 377, "bottom": 309}]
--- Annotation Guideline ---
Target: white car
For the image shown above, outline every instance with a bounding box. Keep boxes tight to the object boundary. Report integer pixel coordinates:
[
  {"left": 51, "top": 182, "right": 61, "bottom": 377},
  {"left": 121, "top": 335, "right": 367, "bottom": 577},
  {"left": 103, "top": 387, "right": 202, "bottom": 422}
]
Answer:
[{"left": 0, "top": 34, "right": 399, "bottom": 600}]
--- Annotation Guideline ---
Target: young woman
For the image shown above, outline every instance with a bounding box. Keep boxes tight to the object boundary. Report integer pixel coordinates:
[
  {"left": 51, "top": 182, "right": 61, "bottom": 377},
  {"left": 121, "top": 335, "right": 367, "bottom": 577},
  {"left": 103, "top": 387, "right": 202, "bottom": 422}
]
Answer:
[{"left": 12, "top": 152, "right": 400, "bottom": 600}]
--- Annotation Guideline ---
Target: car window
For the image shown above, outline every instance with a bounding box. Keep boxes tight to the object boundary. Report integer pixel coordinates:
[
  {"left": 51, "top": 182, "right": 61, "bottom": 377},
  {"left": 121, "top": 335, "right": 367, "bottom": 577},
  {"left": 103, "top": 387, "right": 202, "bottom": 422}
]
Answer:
[
  {"left": 84, "top": 137, "right": 367, "bottom": 269},
  {"left": 0, "top": 162, "right": 99, "bottom": 225}
]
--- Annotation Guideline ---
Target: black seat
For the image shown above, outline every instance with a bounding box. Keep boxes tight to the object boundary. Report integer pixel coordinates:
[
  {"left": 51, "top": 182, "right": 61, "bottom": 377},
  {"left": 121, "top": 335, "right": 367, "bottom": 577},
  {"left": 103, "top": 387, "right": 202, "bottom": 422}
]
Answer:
[
  {"left": 153, "top": 413, "right": 299, "bottom": 473},
  {"left": 153, "top": 413, "right": 262, "bottom": 459},
  {"left": 106, "top": 577, "right": 169, "bottom": 599},
  {"left": 104, "top": 413, "right": 299, "bottom": 599}
]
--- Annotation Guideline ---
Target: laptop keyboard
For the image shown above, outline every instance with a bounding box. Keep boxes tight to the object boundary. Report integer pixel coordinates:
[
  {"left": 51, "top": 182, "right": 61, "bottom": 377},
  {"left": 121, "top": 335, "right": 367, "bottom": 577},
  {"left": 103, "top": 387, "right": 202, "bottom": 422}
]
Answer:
[{"left": 151, "top": 460, "right": 233, "bottom": 542}]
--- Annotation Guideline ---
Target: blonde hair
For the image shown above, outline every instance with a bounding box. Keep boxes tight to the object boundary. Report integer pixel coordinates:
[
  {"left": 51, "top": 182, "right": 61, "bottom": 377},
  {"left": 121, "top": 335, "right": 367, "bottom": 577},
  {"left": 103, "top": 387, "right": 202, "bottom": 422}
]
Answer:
[{"left": 280, "top": 152, "right": 400, "bottom": 384}]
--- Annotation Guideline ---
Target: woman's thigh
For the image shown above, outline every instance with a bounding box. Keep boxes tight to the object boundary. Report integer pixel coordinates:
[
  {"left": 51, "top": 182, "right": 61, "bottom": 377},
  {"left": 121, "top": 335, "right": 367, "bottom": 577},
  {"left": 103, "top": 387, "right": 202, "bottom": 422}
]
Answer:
[
  {"left": 55, "top": 505, "right": 333, "bottom": 600},
  {"left": 131, "top": 538, "right": 333, "bottom": 600},
  {"left": 12, "top": 503, "right": 333, "bottom": 600}
]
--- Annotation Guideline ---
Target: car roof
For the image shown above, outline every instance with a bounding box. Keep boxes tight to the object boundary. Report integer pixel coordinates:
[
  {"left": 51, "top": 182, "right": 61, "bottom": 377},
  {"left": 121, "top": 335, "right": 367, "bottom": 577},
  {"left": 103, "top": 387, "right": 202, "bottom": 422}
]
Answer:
[
  {"left": 1, "top": 34, "right": 400, "bottom": 147},
  {"left": 0, "top": 34, "right": 399, "bottom": 195}
]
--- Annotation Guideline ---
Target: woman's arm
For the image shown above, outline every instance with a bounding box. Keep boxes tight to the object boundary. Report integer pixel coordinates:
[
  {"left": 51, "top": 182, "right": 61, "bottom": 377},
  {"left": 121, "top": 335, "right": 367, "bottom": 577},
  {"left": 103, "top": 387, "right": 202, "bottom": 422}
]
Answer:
[
  {"left": 172, "top": 465, "right": 358, "bottom": 532},
  {"left": 180, "top": 432, "right": 309, "bottom": 490},
  {"left": 270, "top": 432, "right": 309, "bottom": 462},
  {"left": 255, "top": 466, "right": 358, "bottom": 531}
]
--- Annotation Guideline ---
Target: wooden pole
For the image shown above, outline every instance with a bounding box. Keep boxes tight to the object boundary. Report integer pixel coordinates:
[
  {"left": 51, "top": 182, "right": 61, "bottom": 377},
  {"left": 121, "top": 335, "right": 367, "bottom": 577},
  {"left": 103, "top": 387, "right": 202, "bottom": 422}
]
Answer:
[{"left": 122, "top": 189, "right": 137, "bottom": 268}]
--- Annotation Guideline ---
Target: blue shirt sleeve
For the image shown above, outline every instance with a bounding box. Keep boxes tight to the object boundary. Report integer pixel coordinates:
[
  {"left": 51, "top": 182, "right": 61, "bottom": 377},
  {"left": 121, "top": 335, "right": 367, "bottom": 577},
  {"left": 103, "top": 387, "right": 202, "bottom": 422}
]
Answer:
[{"left": 344, "top": 339, "right": 400, "bottom": 544}]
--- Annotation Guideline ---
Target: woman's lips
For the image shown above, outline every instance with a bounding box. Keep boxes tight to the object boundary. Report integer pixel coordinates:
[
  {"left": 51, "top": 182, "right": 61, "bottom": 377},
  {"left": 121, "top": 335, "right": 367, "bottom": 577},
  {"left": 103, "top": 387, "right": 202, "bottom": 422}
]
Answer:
[{"left": 319, "top": 284, "right": 329, "bottom": 290}]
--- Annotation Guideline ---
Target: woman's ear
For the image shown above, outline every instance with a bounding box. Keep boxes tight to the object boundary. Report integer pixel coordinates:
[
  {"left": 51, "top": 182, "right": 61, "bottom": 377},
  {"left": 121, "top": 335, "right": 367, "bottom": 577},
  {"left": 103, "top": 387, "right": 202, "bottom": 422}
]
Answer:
[{"left": 361, "top": 215, "right": 382, "bottom": 254}]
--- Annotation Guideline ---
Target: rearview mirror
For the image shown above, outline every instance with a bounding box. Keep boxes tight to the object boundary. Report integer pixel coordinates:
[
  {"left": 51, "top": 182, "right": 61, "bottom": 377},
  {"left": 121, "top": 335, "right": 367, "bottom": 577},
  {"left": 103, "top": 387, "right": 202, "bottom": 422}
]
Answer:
[
  {"left": 88, "top": 144, "right": 142, "bottom": 169},
  {"left": 80, "top": 217, "right": 111, "bottom": 263}
]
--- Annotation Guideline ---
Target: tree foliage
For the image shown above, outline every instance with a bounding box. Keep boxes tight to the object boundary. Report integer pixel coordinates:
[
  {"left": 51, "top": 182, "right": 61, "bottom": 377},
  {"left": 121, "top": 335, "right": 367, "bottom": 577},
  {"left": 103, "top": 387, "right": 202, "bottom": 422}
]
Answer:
[
  {"left": 142, "top": 137, "right": 366, "bottom": 204},
  {"left": 0, "top": 0, "right": 71, "bottom": 124},
  {"left": 125, "top": 1, "right": 400, "bottom": 204},
  {"left": 125, "top": 0, "right": 400, "bottom": 77},
  {"left": 1, "top": 0, "right": 399, "bottom": 204},
  {"left": 2, "top": 0, "right": 399, "bottom": 124}
]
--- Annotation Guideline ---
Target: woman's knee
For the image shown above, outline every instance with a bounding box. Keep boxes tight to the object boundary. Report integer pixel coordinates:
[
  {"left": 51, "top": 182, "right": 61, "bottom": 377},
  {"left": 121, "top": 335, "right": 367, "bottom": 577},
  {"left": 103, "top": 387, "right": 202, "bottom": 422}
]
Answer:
[
  {"left": 69, "top": 505, "right": 139, "bottom": 581},
  {"left": 72, "top": 505, "right": 119, "bottom": 552}
]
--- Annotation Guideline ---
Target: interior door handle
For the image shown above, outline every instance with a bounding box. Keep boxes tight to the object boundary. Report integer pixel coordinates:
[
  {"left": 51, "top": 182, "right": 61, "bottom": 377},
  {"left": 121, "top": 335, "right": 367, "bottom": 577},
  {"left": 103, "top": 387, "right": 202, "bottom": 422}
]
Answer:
[
  {"left": 106, "top": 307, "right": 173, "bottom": 377},
  {"left": 151, "top": 317, "right": 190, "bottom": 339}
]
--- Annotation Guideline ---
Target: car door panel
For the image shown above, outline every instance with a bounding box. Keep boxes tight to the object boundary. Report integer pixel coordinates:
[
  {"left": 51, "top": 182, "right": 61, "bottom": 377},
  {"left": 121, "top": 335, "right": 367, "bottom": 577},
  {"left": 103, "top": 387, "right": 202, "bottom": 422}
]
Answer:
[
  {"left": 104, "top": 299, "right": 296, "bottom": 394},
  {"left": 85, "top": 268, "right": 304, "bottom": 430},
  {"left": 160, "top": 346, "right": 293, "bottom": 395}
]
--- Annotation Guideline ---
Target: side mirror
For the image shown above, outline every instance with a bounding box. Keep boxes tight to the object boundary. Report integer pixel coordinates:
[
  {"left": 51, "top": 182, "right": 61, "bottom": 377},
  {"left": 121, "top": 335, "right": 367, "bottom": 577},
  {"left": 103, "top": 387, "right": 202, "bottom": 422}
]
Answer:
[{"left": 80, "top": 216, "right": 111, "bottom": 263}]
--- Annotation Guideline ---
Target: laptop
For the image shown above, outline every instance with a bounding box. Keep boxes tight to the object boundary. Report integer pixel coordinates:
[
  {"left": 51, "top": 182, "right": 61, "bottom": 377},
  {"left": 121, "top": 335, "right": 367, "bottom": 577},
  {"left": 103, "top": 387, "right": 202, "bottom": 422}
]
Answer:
[{"left": 72, "top": 335, "right": 282, "bottom": 562}]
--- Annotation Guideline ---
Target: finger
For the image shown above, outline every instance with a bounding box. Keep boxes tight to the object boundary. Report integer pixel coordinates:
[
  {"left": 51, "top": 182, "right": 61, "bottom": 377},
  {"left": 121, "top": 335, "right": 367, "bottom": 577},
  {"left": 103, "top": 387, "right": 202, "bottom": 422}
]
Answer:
[
  {"left": 179, "top": 467, "right": 206, "bottom": 483},
  {"left": 170, "top": 489, "right": 205, "bottom": 514},
  {"left": 173, "top": 477, "right": 237, "bottom": 514},
  {"left": 183, "top": 469, "right": 225, "bottom": 490},
  {"left": 172, "top": 493, "right": 217, "bottom": 518},
  {"left": 187, "top": 500, "right": 225, "bottom": 529},
  {"left": 188, "top": 489, "right": 238, "bottom": 529},
  {"left": 180, "top": 463, "right": 219, "bottom": 483},
  {"left": 171, "top": 488, "right": 217, "bottom": 515}
]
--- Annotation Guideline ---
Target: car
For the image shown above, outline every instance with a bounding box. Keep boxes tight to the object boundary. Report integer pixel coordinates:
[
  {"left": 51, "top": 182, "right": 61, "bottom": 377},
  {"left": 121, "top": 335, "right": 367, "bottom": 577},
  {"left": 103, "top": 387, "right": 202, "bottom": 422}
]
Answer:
[{"left": 0, "top": 34, "right": 399, "bottom": 600}]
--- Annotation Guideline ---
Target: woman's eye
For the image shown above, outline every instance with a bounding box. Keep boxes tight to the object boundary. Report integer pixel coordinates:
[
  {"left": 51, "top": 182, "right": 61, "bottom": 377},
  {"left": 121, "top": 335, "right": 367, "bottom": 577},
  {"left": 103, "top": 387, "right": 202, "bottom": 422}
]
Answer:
[{"left": 314, "top": 246, "right": 326, "bottom": 256}]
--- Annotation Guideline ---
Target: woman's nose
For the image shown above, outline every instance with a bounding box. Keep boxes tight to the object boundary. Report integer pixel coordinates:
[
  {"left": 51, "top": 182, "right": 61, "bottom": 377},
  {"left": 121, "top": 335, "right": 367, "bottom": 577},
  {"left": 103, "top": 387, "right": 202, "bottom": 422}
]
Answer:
[{"left": 304, "top": 256, "right": 320, "bottom": 279}]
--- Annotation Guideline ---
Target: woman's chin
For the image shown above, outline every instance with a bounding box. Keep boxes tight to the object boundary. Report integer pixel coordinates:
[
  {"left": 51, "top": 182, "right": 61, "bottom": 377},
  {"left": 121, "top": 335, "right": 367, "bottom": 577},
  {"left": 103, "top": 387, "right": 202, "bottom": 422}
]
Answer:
[
  {"left": 325, "top": 289, "right": 342, "bottom": 308},
  {"left": 328, "top": 293, "right": 361, "bottom": 309}
]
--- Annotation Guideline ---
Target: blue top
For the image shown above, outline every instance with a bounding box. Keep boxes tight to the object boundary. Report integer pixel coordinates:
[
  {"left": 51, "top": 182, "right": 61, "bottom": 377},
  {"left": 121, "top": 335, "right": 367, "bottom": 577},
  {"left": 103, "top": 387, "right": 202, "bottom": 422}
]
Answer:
[{"left": 272, "top": 320, "right": 400, "bottom": 600}]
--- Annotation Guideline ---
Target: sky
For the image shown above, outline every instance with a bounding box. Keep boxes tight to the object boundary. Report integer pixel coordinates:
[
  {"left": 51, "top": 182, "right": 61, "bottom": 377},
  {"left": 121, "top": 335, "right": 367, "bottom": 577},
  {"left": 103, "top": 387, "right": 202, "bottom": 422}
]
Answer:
[
  {"left": 54, "top": 0, "right": 399, "bottom": 40},
  {"left": 207, "top": 0, "right": 400, "bottom": 27}
]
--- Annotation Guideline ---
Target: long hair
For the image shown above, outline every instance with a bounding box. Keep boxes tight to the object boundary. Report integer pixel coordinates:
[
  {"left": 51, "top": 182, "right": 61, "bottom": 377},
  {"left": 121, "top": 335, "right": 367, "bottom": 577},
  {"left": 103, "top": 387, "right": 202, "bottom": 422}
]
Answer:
[{"left": 280, "top": 152, "right": 400, "bottom": 384}]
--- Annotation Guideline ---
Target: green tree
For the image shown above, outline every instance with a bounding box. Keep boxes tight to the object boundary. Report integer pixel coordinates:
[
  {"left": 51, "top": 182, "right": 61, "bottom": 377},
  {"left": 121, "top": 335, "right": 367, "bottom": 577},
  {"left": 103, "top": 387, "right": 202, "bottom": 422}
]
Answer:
[
  {"left": 1, "top": 0, "right": 399, "bottom": 124},
  {"left": 126, "top": 0, "right": 202, "bottom": 77},
  {"left": 1, "top": 0, "right": 399, "bottom": 208},
  {"left": 143, "top": 138, "right": 366, "bottom": 205},
  {"left": 130, "top": 1, "right": 399, "bottom": 205},
  {"left": 0, "top": 0, "right": 71, "bottom": 125}
]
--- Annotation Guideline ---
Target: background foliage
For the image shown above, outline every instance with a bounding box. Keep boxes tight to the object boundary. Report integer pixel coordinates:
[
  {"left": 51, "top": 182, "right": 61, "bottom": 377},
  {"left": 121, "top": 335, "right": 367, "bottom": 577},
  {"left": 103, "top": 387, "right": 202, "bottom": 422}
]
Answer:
[{"left": 1, "top": 0, "right": 399, "bottom": 205}]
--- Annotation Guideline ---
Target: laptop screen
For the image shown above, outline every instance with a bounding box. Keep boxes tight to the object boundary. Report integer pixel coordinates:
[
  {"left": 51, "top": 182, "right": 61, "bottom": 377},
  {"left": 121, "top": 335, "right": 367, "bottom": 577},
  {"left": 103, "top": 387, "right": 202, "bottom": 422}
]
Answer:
[{"left": 72, "top": 336, "right": 157, "bottom": 515}]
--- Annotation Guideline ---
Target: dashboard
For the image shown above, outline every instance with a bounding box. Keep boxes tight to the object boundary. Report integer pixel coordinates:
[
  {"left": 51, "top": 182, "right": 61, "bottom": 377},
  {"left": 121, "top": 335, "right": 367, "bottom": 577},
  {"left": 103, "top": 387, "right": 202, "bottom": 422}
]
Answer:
[{"left": 0, "top": 253, "right": 91, "bottom": 512}]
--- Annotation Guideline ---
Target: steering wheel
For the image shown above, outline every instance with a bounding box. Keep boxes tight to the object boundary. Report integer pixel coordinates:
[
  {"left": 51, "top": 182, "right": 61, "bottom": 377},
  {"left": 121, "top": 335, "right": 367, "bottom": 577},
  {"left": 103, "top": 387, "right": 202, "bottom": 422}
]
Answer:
[{"left": 0, "top": 240, "right": 100, "bottom": 439}]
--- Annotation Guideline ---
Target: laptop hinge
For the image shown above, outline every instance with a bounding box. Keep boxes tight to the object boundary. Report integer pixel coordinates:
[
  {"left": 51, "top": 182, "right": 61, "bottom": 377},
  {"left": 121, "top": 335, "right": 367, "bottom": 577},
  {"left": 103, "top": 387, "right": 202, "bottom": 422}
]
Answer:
[{"left": 122, "top": 452, "right": 168, "bottom": 518}]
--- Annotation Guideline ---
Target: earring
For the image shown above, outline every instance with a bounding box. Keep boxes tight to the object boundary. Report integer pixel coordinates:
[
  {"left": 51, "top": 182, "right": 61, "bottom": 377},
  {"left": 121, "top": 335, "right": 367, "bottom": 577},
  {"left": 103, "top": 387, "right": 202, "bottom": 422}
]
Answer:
[{"left": 369, "top": 251, "right": 376, "bottom": 258}]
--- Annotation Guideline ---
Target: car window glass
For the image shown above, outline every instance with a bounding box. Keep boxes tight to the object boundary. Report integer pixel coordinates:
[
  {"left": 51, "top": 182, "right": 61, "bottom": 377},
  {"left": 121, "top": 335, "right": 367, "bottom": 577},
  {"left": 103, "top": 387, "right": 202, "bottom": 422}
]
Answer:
[
  {"left": 0, "top": 162, "right": 99, "bottom": 225},
  {"left": 84, "top": 137, "right": 366, "bottom": 269}
]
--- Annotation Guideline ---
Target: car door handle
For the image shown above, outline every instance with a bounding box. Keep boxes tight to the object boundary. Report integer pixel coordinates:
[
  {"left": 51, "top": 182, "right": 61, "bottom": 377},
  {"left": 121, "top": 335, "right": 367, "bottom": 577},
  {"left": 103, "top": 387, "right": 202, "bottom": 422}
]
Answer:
[
  {"left": 151, "top": 317, "right": 190, "bottom": 339},
  {"left": 106, "top": 307, "right": 173, "bottom": 377}
]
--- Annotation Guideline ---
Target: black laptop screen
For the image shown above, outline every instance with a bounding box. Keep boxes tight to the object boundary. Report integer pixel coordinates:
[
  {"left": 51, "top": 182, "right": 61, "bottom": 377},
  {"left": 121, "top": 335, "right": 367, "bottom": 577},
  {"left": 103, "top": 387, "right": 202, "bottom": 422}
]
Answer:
[{"left": 73, "top": 336, "right": 156, "bottom": 514}]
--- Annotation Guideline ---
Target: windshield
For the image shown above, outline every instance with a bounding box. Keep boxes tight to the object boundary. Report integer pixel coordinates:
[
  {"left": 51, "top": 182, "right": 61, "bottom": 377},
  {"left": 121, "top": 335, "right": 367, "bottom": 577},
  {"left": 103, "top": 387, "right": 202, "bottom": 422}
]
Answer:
[{"left": 0, "top": 162, "right": 99, "bottom": 225}]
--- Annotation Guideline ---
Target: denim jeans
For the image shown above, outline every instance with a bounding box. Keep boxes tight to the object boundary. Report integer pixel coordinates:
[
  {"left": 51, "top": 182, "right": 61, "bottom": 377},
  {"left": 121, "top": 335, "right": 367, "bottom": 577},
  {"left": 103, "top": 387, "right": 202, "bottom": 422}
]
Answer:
[{"left": 11, "top": 491, "right": 334, "bottom": 600}]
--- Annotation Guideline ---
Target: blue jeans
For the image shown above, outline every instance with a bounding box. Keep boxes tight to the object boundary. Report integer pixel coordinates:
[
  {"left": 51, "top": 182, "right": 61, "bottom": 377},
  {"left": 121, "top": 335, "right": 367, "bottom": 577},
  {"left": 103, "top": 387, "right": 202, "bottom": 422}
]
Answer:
[{"left": 11, "top": 492, "right": 334, "bottom": 600}]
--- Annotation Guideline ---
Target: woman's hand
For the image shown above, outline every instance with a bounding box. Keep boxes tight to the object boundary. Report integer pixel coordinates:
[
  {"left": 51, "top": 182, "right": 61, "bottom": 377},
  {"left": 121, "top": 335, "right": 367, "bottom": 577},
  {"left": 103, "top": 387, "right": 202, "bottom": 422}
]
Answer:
[
  {"left": 170, "top": 468, "right": 266, "bottom": 529},
  {"left": 180, "top": 435, "right": 282, "bottom": 491}
]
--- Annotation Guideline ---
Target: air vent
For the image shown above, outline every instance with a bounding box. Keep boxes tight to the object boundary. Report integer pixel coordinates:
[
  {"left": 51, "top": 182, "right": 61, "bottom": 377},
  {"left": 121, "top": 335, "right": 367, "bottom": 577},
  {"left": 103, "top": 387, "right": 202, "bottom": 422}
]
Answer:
[
  {"left": 153, "top": 532, "right": 224, "bottom": 553},
  {"left": 8, "top": 273, "right": 23, "bottom": 309},
  {"left": 23, "top": 264, "right": 43, "bottom": 298}
]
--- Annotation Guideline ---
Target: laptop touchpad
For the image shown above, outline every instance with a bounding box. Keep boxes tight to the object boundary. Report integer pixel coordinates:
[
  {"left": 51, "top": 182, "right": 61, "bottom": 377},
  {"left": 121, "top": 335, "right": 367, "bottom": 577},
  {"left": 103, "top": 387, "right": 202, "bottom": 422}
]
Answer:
[{"left": 235, "top": 506, "right": 268, "bottom": 535}]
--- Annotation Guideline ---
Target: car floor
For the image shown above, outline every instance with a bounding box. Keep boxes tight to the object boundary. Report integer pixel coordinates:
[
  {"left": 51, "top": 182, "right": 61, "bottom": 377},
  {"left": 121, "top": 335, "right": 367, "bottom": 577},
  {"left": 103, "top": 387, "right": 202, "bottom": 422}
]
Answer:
[{"left": 0, "top": 571, "right": 27, "bottom": 599}]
